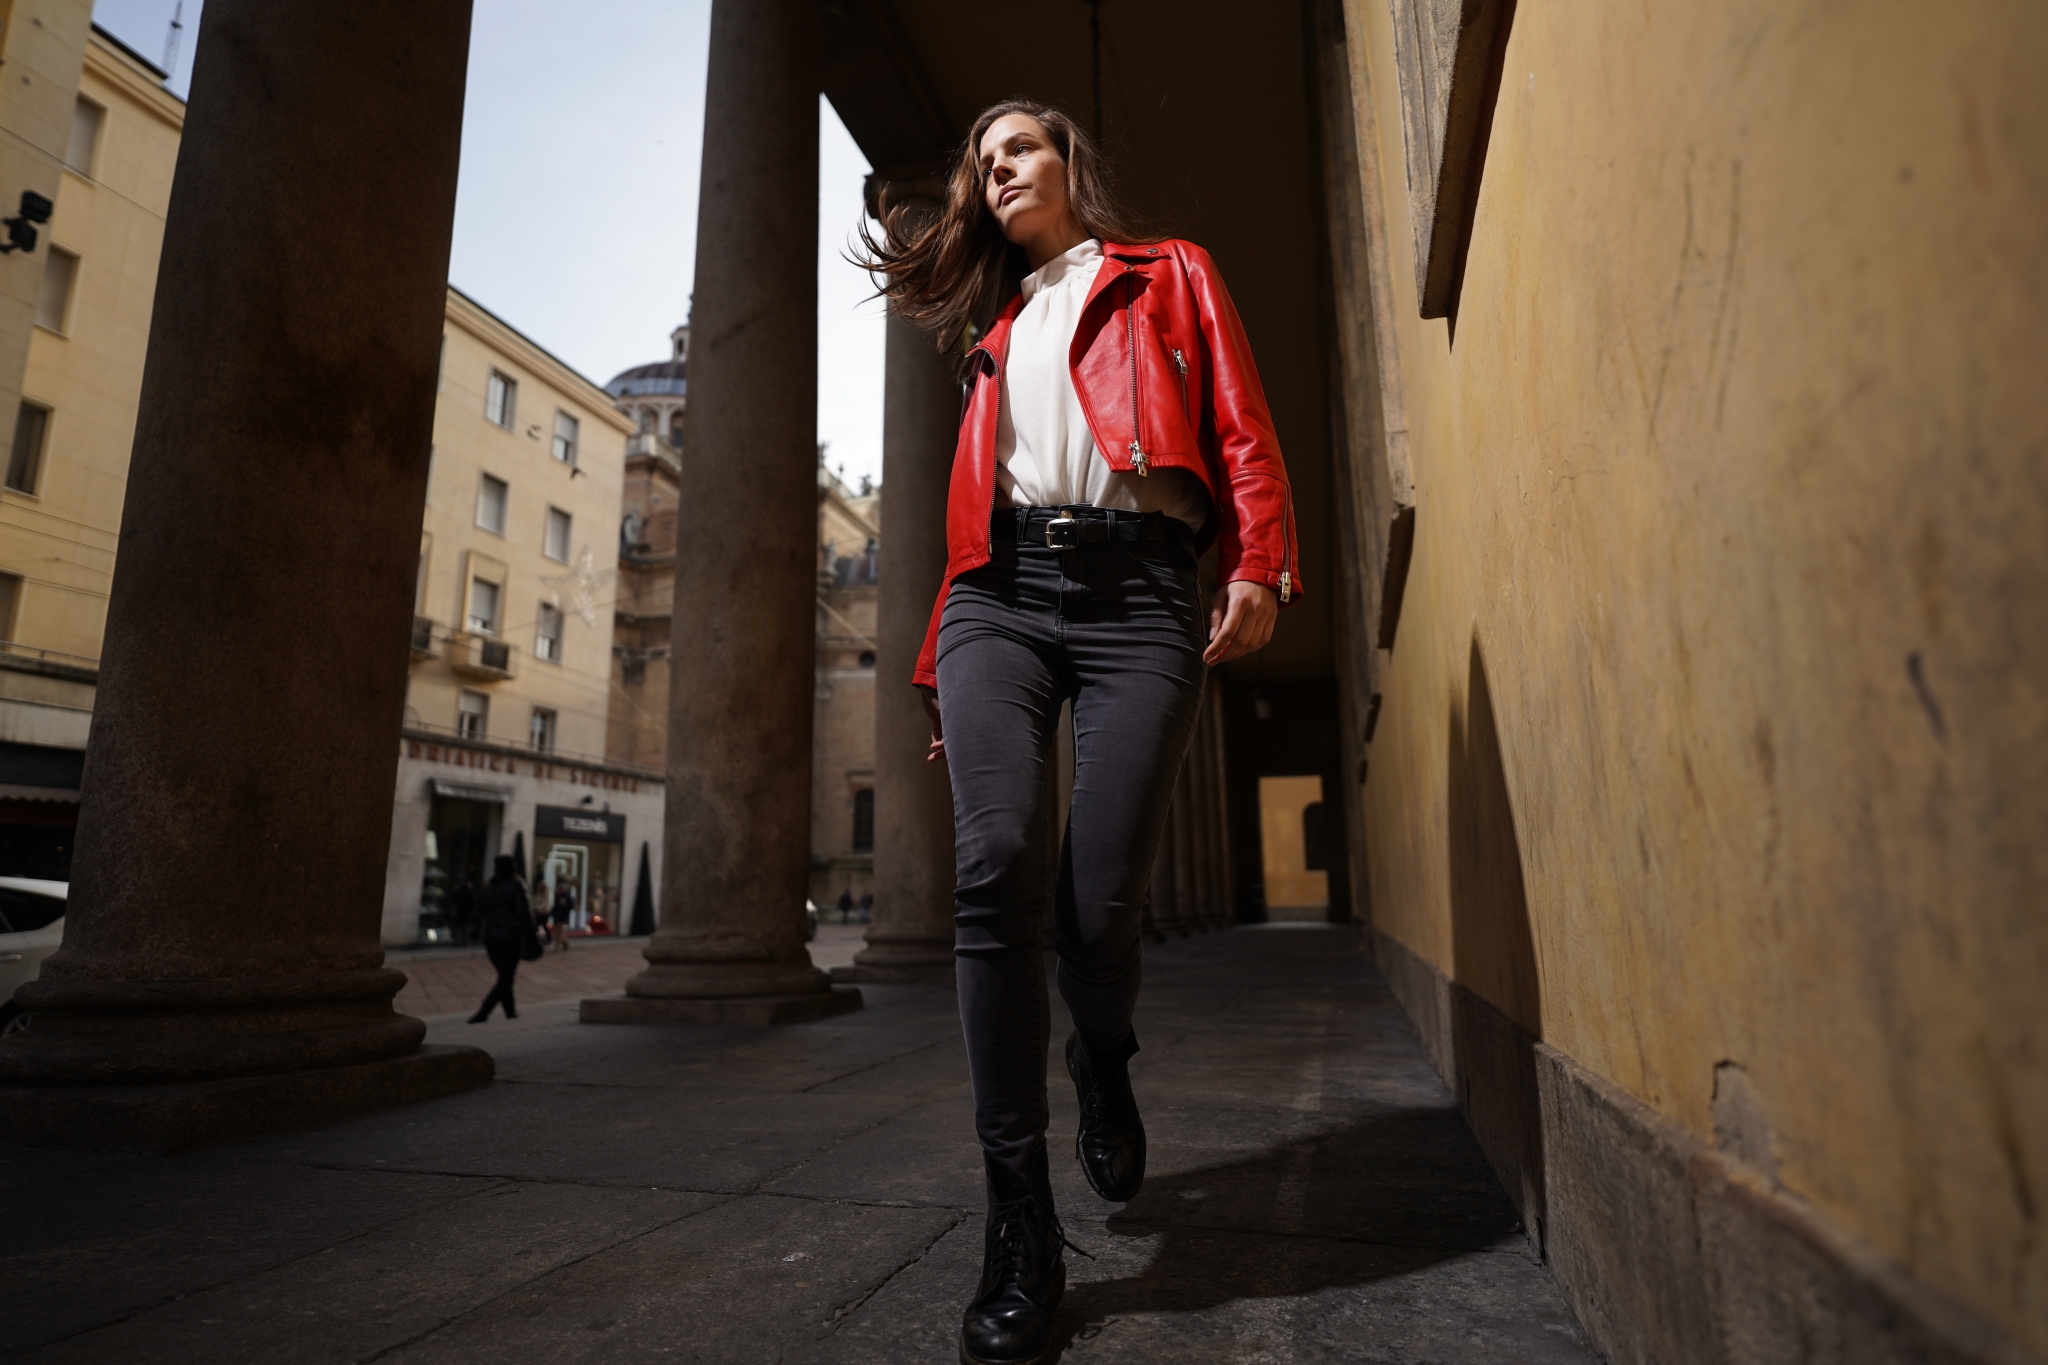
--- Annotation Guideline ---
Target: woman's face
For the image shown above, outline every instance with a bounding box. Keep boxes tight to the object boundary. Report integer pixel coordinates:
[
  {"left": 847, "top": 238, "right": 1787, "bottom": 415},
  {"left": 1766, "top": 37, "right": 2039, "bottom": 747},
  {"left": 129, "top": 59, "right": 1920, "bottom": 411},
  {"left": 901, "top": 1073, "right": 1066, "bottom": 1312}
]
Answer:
[{"left": 978, "top": 113, "right": 1070, "bottom": 246}]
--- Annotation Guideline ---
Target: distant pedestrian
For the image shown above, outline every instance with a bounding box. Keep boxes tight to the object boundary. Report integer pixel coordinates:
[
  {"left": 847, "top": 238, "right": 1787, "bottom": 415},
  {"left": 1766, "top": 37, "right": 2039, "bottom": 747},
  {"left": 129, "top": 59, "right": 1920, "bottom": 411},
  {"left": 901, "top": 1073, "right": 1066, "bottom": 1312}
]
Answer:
[
  {"left": 469, "top": 856, "right": 540, "bottom": 1023},
  {"left": 551, "top": 884, "right": 576, "bottom": 951},
  {"left": 449, "top": 875, "right": 480, "bottom": 945},
  {"left": 858, "top": 891, "right": 873, "bottom": 924},
  {"left": 837, "top": 888, "right": 855, "bottom": 924}
]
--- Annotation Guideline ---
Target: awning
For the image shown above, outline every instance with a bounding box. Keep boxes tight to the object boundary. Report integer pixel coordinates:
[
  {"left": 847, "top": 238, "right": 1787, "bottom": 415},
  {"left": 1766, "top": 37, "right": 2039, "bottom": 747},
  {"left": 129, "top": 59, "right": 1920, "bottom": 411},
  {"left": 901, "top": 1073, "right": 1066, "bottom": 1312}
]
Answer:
[
  {"left": 0, "top": 782, "right": 82, "bottom": 804},
  {"left": 430, "top": 778, "right": 512, "bottom": 804}
]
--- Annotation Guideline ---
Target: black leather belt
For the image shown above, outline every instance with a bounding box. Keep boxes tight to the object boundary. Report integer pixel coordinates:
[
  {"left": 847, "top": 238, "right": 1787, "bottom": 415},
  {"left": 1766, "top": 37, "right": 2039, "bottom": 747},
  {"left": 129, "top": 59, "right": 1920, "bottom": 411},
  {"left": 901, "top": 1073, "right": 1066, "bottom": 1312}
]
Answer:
[{"left": 991, "top": 507, "right": 1193, "bottom": 549}]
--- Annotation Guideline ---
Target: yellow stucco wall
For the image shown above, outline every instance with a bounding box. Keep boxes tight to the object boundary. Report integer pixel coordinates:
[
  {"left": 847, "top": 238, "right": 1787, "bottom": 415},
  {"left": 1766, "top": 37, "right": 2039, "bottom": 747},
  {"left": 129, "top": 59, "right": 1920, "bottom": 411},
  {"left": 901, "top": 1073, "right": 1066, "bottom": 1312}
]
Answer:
[
  {"left": 409, "top": 292, "right": 634, "bottom": 762},
  {"left": 0, "top": 32, "right": 177, "bottom": 663},
  {"left": 1349, "top": 0, "right": 2046, "bottom": 1345}
]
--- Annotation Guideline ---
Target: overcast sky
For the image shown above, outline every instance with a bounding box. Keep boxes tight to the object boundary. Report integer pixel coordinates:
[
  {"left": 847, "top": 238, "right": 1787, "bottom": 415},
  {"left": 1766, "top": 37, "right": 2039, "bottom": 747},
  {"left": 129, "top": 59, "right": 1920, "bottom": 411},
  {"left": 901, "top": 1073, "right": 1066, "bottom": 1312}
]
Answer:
[{"left": 88, "top": 0, "right": 890, "bottom": 488}]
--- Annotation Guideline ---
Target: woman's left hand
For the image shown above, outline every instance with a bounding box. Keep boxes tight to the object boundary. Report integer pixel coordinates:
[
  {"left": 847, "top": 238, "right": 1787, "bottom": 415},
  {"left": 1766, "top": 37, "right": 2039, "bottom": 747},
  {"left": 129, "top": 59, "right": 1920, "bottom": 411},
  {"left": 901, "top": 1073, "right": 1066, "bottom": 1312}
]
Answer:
[{"left": 1205, "top": 580, "right": 1280, "bottom": 666}]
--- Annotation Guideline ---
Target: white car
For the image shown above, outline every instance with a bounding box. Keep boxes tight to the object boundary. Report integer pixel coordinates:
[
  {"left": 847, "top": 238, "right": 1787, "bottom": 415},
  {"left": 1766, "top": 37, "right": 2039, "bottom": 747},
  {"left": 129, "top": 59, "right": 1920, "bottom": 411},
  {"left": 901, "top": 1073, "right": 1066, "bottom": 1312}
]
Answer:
[{"left": 0, "top": 877, "right": 66, "bottom": 1038}]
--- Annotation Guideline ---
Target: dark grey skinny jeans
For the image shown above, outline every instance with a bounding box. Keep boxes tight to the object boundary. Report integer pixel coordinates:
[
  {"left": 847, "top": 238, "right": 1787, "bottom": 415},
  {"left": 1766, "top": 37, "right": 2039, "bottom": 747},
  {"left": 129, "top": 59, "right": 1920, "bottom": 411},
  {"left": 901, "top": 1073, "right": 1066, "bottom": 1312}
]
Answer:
[{"left": 935, "top": 509, "right": 1208, "bottom": 1183}]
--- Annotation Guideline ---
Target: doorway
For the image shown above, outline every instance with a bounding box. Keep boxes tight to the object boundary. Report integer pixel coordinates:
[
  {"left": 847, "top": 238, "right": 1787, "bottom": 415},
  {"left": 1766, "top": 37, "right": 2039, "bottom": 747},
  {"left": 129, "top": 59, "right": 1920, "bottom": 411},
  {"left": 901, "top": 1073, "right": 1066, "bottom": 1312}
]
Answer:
[
  {"left": 1257, "top": 774, "right": 1329, "bottom": 921},
  {"left": 420, "top": 796, "right": 499, "bottom": 944}
]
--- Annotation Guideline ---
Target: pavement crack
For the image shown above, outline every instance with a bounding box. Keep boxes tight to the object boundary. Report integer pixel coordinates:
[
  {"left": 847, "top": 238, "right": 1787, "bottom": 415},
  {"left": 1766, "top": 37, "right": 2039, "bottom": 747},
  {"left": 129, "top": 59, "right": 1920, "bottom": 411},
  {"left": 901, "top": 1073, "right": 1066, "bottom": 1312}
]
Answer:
[
  {"left": 9, "top": 1176, "right": 517, "bottom": 1357},
  {"left": 355, "top": 1194, "right": 737, "bottom": 1364},
  {"left": 817, "top": 1211, "right": 965, "bottom": 1339},
  {"left": 793, "top": 1034, "right": 954, "bottom": 1094}
]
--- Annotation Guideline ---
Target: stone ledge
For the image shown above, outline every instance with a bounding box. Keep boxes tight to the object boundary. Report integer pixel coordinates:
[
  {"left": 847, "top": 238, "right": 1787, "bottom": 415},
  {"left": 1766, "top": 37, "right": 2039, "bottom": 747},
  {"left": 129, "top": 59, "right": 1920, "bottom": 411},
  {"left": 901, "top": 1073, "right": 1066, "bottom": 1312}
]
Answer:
[
  {"left": 0, "top": 1044, "right": 494, "bottom": 1154},
  {"left": 579, "top": 987, "right": 863, "bottom": 1026}
]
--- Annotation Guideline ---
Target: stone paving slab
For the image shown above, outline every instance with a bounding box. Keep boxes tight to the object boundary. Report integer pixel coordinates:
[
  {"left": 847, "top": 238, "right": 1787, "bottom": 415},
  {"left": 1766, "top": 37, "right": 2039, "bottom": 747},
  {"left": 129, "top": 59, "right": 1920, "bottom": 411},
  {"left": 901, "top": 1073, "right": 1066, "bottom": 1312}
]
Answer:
[{"left": 1, "top": 925, "right": 1594, "bottom": 1363}]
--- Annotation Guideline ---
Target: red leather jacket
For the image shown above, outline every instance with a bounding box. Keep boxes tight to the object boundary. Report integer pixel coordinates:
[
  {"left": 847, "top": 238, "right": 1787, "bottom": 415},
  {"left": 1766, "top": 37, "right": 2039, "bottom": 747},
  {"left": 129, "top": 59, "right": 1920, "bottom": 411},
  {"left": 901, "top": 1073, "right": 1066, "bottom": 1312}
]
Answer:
[{"left": 915, "top": 238, "right": 1302, "bottom": 689}]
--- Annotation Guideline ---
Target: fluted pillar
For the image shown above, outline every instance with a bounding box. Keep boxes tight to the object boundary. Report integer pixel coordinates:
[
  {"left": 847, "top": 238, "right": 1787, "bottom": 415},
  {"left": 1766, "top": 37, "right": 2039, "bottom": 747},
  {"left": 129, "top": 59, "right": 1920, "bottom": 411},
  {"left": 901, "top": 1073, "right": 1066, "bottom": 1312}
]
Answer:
[
  {"left": 589, "top": 0, "right": 857, "bottom": 1025},
  {"left": 0, "top": 0, "right": 490, "bottom": 1150},
  {"left": 846, "top": 307, "right": 958, "bottom": 982},
  {"left": 1191, "top": 691, "right": 1223, "bottom": 930},
  {"left": 1149, "top": 798, "right": 1182, "bottom": 939},
  {"left": 1205, "top": 688, "right": 1230, "bottom": 927}
]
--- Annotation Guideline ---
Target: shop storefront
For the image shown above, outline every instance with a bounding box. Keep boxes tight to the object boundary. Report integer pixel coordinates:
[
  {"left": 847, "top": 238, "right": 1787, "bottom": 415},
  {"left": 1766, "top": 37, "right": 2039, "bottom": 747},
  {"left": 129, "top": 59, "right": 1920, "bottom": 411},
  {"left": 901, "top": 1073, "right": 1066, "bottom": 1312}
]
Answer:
[
  {"left": 533, "top": 804, "right": 625, "bottom": 934},
  {"left": 381, "top": 730, "right": 664, "bottom": 945}
]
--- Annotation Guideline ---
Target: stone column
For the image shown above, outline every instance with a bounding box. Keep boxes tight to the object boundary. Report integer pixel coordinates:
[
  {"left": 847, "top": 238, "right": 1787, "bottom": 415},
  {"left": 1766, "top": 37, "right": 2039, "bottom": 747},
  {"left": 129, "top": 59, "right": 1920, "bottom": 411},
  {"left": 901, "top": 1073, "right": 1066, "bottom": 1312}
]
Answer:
[
  {"left": 587, "top": 0, "right": 857, "bottom": 1026},
  {"left": 0, "top": 0, "right": 490, "bottom": 1151},
  {"left": 1186, "top": 693, "right": 1215, "bottom": 930},
  {"left": 1179, "top": 765, "right": 1204, "bottom": 933},
  {"left": 1167, "top": 778, "right": 1197, "bottom": 936},
  {"left": 1208, "top": 681, "right": 1237, "bottom": 925},
  {"left": 845, "top": 305, "right": 958, "bottom": 983},
  {"left": 1150, "top": 799, "right": 1182, "bottom": 939}
]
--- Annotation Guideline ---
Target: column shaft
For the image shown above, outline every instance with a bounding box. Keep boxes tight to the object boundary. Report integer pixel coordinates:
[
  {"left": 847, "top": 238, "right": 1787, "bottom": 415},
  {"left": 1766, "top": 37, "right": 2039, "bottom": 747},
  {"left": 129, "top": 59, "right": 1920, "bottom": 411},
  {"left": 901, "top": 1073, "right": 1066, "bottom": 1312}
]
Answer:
[
  {"left": 1172, "top": 769, "right": 1199, "bottom": 935},
  {"left": 1191, "top": 692, "right": 1220, "bottom": 929},
  {"left": 626, "top": 0, "right": 851, "bottom": 1015},
  {"left": 853, "top": 311, "right": 958, "bottom": 980},
  {"left": 1150, "top": 799, "right": 1181, "bottom": 938},
  {"left": 1208, "top": 688, "right": 1230, "bottom": 927},
  {"left": 0, "top": 0, "right": 484, "bottom": 1100}
]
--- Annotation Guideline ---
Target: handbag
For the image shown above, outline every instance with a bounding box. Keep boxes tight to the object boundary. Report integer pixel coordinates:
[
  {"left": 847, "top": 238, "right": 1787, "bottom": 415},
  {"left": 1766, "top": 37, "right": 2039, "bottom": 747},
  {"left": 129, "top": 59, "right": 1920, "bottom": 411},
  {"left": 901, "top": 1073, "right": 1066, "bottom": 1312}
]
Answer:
[{"left": 518, "top": 912, "right": 545, "bottom": 962}]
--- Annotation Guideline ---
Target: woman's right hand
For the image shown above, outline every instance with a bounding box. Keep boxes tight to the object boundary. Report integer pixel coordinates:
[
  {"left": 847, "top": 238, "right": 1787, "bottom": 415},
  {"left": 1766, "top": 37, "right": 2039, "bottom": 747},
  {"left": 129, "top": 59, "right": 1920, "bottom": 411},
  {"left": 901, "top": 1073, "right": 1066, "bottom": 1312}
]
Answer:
[{"left": 917, "top": 685, "right": 945, "bottom": 762}]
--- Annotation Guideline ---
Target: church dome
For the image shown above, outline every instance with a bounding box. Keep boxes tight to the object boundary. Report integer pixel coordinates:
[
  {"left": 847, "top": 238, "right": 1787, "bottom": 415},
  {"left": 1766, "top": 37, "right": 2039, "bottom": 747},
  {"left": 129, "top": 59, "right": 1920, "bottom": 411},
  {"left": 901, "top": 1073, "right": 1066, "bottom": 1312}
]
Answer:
[
  {"left": 604, "top": 324, "right": 691, "bottom": 400},
  {"left": 605, "top": 358, "right": 687, "bottom": 399}
]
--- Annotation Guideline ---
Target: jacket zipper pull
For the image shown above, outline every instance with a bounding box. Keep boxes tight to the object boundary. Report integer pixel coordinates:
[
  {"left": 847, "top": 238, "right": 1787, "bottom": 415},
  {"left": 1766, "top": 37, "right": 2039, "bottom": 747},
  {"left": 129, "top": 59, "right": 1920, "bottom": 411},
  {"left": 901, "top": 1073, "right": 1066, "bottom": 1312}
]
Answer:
[
  {"left": 1279, "top": 571, "right": 1291, "bottom": 603},
  {"left": 1128, "top": 439, "right": 1149, "bottom": 476}
]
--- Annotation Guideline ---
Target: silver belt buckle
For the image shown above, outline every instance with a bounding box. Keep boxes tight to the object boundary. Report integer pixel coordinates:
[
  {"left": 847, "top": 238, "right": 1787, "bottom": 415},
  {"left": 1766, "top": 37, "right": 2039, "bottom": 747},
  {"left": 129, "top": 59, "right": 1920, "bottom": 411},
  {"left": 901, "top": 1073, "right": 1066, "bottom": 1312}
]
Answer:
[{"left": 1045, "top": 516, "right": 1079, "bottom": 549}]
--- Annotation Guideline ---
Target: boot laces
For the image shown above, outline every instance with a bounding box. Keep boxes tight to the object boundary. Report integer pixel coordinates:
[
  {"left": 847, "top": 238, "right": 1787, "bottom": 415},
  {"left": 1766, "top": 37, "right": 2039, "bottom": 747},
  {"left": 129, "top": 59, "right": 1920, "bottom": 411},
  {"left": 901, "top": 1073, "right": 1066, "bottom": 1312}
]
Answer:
[{"left": 988, "top": 1194, "right": 1094, "bottom": 1281}]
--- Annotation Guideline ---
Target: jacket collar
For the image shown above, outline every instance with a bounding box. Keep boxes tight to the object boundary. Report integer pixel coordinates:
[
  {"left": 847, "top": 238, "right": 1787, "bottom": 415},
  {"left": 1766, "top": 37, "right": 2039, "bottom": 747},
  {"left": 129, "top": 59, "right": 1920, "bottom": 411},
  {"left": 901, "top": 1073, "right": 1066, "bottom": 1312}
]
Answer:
[
  {"left": 973, "top": 241, "right": 1168, "bottom": 370},
  {"left": 971, "top": 292, "right": 1027, "bottom": 371},
  {"left": 1080, "top": 239, "right": 1168, "bottom": 319}
]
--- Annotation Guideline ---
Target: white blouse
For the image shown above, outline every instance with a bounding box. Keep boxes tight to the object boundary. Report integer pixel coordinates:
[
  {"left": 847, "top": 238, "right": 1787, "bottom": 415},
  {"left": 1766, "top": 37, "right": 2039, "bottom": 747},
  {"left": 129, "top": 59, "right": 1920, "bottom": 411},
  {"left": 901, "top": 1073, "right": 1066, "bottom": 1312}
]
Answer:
[{"left": 994, "top": 238, "right": 1208, "bottom": 533}]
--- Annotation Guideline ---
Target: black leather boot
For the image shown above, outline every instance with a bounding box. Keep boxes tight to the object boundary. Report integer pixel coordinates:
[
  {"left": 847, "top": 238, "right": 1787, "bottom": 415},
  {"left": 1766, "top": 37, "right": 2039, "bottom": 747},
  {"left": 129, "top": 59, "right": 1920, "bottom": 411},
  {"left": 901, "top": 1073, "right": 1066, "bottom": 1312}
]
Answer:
[
  {"left": 959, "top": 1146, "right": 1066, "bottom": 1365},
  {"left": 1065, "top": 1029, "right": 1145, "bottom": 1202}
]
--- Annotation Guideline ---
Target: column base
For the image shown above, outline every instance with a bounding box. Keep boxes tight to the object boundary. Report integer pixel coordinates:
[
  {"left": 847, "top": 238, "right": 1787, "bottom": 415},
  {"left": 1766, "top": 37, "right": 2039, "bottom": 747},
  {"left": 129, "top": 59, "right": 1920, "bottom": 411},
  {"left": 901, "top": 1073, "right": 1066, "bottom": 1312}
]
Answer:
[
  {"left": 838, "top": 935, "right": 954, "bottom": 984},
  {"left": 830, "top": 962, "right": 954, "bottom": 984},
  {"left": 0, "top": 1043, "right": 493, "bottom": 1154},
  {"left": 580, "top": 987, "right": 863, "bottom": 1026}
]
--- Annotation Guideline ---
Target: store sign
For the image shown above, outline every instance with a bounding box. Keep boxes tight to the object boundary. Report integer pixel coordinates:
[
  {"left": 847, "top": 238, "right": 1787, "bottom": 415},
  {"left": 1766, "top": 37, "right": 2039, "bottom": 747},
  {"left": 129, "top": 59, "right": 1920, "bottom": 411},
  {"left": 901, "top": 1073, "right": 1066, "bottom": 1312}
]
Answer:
[
  {"left": 402, "top": 738, "right": 647, "bottom": 794},
  {"left": 535, "top": 804, "right": 625, "bottom": 842}
]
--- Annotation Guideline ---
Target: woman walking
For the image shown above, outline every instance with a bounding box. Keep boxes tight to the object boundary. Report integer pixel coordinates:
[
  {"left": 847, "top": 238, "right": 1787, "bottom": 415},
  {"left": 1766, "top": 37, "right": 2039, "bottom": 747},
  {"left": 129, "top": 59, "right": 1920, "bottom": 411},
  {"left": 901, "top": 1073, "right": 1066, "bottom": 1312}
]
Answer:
[
  {"left": 468, "top": 855, "right": 538, "bottom": 1023},
  {"left": 861, "top": 100, "right": 1299, "bottom": 1365}
]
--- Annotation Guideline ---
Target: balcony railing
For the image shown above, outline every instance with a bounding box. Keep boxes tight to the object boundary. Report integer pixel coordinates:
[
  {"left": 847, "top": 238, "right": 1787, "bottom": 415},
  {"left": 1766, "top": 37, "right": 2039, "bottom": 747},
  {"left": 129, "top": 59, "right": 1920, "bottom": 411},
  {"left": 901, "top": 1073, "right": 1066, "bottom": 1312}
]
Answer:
[{"left": 448, "top": 631, "right": 518, "bottom": 681}]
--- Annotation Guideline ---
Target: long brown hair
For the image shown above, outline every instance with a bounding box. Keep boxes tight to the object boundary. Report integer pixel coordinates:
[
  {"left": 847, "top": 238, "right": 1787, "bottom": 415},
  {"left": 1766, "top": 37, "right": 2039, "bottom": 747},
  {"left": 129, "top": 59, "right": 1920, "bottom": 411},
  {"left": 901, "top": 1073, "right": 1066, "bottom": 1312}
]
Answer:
[{"left": 857, "top": 99, "right": 1157, "bottom": 356}]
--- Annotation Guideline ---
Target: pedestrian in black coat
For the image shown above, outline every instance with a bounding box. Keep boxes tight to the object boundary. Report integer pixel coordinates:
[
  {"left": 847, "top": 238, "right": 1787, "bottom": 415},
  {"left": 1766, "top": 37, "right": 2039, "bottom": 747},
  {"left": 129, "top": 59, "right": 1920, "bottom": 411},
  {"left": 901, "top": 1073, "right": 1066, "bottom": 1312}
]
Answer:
[{"left": 469, "top": 856, "right": 537, "bottom": 1022}]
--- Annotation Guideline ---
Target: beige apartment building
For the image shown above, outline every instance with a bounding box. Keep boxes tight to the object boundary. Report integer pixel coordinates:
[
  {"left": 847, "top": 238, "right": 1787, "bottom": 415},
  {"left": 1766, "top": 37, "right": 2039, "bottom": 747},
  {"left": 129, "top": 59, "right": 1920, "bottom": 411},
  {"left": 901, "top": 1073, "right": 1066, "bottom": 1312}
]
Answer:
[
  {"left": 604, "top": 328, "right": 884, "bottom": 913},
  {"left": 0, "top": 26, "right": 177, "bottom": 878},
  {"left": 382, "top": 289, "right": 657, "bottom": 945},
  {"left": 811, "top": 463, "right": 879, "bottom": 911}
]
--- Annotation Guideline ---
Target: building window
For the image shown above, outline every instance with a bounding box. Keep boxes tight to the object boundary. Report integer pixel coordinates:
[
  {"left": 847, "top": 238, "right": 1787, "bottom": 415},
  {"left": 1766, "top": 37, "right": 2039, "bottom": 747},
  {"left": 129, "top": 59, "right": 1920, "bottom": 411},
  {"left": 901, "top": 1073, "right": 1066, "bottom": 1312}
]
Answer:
[
  {"left": 534, "top": 602, "right": 562, "bottom": 661},
  {"left": 852, "top": 788, "right": 875, "bottom": 853},
  {"left": 35, "top": 248, "right": 76, "bottom": 335},
  {"left": 475, "top": 472, "right": 507, "bottom": 534},
  {"left": 668, "top": 409, "right": 685, "bottom": 447},
  {"left": 456, "top": 690, "right": 489, "bottom": 740},
  {"left": 543, "top": 506, "right": 571, "bottom": 562},
  {"left": 6, "top": 402, "right": 49, "bottom": 495},
  {"left": 0, "top": 571, "right": 20, "bottom": 642},
  {"left": 467, "top": 577, "right": 500, "bottom": 635},
  {"left": 65, "top": 97, "right": 103, "bottom": 175},
  {"left": 552, "top": 411, "right": 579, "bottom": 465},
  {"left": 529, "top": 707, "right": 556, "bottom": 753},
  {"left": 485, "top": 370, "right": 517, "bottom": 429},
  {"left": 858, "top": 650, "right": 876, "bottom": 668}
]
